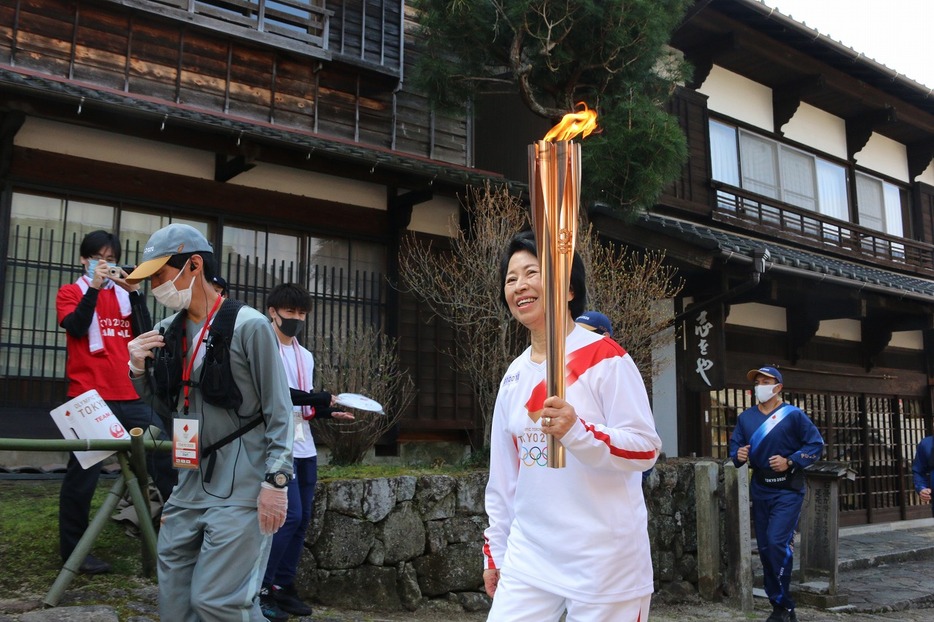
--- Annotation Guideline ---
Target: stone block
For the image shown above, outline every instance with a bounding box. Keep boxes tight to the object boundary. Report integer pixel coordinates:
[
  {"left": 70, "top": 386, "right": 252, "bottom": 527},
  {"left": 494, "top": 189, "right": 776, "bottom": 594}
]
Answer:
[
  {"left": 413, "top": 543, "right": 484, "bottom": 596},
  {"left": 378, "top": 502, "right": 427, "bottom": 564},
  {"left": 312, "top": 512, "right": 376, "bottom": 569}
]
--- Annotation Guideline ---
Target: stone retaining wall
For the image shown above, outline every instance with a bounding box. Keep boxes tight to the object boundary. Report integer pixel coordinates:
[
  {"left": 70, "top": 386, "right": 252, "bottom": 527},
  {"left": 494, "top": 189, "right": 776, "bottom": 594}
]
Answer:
[{"left": 295, "top": 459, "right": 705, "bottom": 613}]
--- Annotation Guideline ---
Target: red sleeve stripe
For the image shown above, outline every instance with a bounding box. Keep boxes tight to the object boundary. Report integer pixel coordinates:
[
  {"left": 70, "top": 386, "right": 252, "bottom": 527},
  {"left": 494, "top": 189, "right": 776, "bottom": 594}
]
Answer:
[
  {"left": 581, "top": 419, "right": 657, "bottom": 460},
  {"left": 482, "top": 537, "right": 497, "bottom": 568}
]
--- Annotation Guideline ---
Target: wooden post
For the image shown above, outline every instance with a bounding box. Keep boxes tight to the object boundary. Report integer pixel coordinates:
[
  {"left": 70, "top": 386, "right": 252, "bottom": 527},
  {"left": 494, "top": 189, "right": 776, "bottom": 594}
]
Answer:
[
  {"left": 723, "top": 462, "right": 754, "bottom": 613},
  {"left": 695, "top": 461, "right": 720, "bottom": 599}
]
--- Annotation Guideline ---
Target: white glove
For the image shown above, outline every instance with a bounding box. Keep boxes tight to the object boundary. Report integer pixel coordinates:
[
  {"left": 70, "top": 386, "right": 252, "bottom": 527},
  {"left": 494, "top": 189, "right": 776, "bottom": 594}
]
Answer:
[
  {"left": 257, "top": 482, "right": 288, "bottom": 534},
  {"left": 127, "top": 329, "right": 164, "bottom": 376}
]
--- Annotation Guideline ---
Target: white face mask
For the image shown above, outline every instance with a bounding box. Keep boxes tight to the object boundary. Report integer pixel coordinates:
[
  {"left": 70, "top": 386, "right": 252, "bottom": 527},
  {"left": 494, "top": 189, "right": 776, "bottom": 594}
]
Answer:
[
  {"left": 755, "top": 384, "right": 778, "bottom": 403},
  {"left": 151, "top": 260, "right": 194, "bottom": 311}
]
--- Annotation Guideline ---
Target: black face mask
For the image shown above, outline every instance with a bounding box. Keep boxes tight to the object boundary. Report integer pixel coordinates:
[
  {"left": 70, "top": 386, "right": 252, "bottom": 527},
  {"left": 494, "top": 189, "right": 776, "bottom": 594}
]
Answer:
[{"left": 277, "top": 317, "right": 305, "bottom": 338}]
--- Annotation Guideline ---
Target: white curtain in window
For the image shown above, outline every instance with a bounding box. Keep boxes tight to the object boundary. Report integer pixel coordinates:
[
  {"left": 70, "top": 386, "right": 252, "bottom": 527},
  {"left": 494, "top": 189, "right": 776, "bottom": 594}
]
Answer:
[
  {"left": 855, "top": 173, "right": 884, "bottom": 232},
  {"left": 709, "top": 120, "right": 740, "bottom": 186},
  {"left": 739, "top": 132, "right": 779, "bottom": 199},
  {"left": 882, "top": 182, "right": 903, "bottom": 237},
  {"left": 779, "top": 147, "right": 816, "bottom": 210},
  {"left": 816, "top": 160, "right": 849, "bottom": 221}
]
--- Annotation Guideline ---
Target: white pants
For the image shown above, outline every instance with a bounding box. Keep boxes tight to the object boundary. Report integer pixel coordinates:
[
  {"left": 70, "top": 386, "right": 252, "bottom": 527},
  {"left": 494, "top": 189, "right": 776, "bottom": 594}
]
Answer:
[{"left": 487, "top": 571, "right": 652, "bottom": 622}]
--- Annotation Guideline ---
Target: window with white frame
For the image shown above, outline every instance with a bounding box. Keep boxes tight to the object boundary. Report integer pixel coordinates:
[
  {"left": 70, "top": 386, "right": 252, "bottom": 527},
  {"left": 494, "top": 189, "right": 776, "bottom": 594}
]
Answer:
[
  {"left": 1, "top": 190, "right": 387, "bottom": 388},
  {"left": 709, "top": 120, "right": 850, "bottom": 221},
  {"left": 855, "top": 172, "right": 905, "bottom": 237}
]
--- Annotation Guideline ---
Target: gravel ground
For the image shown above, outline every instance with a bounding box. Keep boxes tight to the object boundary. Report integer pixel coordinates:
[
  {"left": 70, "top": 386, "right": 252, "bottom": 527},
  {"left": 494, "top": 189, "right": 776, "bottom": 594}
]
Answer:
[{"left": 4, "top": 588, "right": 934, "bottom": 621}]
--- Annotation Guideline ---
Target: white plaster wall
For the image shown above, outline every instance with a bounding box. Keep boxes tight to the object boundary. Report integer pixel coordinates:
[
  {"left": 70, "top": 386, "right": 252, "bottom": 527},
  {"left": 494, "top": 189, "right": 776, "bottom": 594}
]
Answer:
[
  {"left": 408, "top": 198, "right": 460, "bottom": 236},
  {"left": 919, "top": 160, "right": 934, "bottom": 186},
  {"left": 15, "top": 117, "right": 213, "bottom": 178},
  {"left": 698, "top": 66, "right": 774, "bottom": 132},
  {"left": 725, "top": 302, "right": 786, "bottom": 331},
  {"left": 651, "top": 299, "right": 679, "bottom": 458},
  {"left": 854, "top": 133, "right": 910, "bottom": 183},
  {"left": 14, "top": 116, "right": 393, "bottom": 209},
  {"left": 231, "top": 163, "right": 385, "bottom": 209},
  {"left": 782, "top": 103, "right": 848, "bottom": 160},
  {"left": 815, "top": 319, "right": 861, "bottom": 341},
  {"left": 890, "top": 330, "right": 923, "bottom": 350}
]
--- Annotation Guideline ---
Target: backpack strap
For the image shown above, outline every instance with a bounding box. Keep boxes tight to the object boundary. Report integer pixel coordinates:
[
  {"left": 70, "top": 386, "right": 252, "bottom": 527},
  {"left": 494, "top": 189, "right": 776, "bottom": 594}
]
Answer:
[
  {"left": 149, "top": 310, "right": 189, "bottom": 416},
  {"left": 197, "top": 298, "right": 246, "bottom": 412},
  {"left": 201, "top": 412, "right": 265, "bottom": 482}
]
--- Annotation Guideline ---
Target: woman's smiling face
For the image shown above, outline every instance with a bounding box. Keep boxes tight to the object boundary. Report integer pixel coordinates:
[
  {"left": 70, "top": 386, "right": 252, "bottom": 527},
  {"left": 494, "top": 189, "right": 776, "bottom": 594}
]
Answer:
[{"left": 503, "top": 250, "right": 544, "bottom": 330}]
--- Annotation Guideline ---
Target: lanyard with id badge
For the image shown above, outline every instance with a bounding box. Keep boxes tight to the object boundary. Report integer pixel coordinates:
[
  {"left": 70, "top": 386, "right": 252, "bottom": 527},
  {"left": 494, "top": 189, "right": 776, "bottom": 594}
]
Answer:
[{"left": 172, "top": 296, "right": 222, "bottom": 470}]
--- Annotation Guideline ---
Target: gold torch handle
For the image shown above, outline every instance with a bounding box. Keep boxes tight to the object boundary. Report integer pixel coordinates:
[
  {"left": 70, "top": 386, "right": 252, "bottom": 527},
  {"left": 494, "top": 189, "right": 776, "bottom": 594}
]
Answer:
[{"left": 529, "top": 139, "right": 580, "bottom": 469}]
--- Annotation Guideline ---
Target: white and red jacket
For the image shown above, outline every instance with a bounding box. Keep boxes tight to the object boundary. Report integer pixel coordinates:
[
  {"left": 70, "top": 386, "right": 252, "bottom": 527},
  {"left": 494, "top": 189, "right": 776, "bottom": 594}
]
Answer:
[{"left": 483, "top": 325, "right": 661, "bottom": 603}]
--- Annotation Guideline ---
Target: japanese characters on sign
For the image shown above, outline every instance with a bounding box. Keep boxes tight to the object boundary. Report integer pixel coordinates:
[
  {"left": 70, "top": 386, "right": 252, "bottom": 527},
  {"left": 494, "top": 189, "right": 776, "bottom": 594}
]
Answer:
[{"left": 684, "top": 304, "right": 725, "bottom": 391}]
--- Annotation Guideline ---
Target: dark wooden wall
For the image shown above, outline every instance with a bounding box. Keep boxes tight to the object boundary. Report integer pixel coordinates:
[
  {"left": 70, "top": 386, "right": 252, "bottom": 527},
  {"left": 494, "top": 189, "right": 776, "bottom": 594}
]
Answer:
[
  {"left": 0, "top": 0, "right": 470, "bottom": 167},
  {"left": 658, "top": 86, "right": 712, "bottom": 214},
  {"left": 914, "top": 183, "right": 934, "bottom": 246}
]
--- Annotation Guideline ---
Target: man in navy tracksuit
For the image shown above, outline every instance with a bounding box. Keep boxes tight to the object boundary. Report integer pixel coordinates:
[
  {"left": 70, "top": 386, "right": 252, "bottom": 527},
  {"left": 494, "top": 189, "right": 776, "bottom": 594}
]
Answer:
[
  {"left": 911, "top": 436, "right": 934, "bottom": 515},
  {"left": 729, "top": 366, "right": 824, "bottom": 622}
]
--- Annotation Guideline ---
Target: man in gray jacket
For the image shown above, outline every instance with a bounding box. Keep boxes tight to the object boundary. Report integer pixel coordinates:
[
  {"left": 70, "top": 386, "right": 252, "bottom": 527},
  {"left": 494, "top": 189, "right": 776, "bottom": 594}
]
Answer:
[{"left": 126, "top": 223, "right": 293, "bottom": 621}]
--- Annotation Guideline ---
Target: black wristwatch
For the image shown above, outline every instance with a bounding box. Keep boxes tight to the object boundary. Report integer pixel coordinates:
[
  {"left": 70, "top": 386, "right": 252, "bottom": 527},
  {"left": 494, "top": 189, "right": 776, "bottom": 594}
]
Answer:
[
  {"left": 264, "top": 471, "right": 290, "bottom": 489},
  {"left": 786, "top": 458, "right": 795, "bottom": 469}
]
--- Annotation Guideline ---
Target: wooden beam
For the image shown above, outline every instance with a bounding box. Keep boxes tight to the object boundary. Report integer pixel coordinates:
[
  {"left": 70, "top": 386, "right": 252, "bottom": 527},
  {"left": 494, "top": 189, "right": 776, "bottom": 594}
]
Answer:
[
  {"left": 862, "top": 317, "right": 894, "bottom": 371},
  {"left": 0, "top": 111, "right": 25, "bottom": 179},
  {"left": 773, "top": 75, "right": 825, "bottom": 135},
  {"left": 214, "top": 153, "right": 256, "bottom": 182},
  {"left": 846, "top": 106, "right": 898, "bottom": 161},
  {"left": 387, "top": 188, "right": 433, "bottom": 230},
  {"left": 787, "top": 304, "right": 820, "bottom": 364},
  {"left": 908, "top": 140, "right": 934, "bottom": 181},
  {"left": 681, "top": 33, "right": 737, "bottom": 90}
]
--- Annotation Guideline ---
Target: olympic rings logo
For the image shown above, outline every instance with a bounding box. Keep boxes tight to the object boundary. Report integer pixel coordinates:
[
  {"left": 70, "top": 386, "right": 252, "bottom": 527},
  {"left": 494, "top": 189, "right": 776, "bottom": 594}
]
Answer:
[{"left": 520, "top": 444, "right": 548, "bottom": 467}]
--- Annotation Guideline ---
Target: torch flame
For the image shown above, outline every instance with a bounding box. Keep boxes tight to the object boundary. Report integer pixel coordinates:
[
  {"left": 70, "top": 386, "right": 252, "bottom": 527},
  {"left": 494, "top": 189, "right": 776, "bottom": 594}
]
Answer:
[{"left": 543, "top": 102, "right": 598, "bottom": 142}]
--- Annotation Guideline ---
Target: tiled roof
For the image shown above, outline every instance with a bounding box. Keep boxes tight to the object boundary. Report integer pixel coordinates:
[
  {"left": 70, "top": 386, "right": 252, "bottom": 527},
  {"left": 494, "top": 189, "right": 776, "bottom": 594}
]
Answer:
[
  {"left": 641, "top": 213, "right": 934, "bottom": 299},
  {"left": 0, "top": 65, "right": 509, "bottom": 190}
]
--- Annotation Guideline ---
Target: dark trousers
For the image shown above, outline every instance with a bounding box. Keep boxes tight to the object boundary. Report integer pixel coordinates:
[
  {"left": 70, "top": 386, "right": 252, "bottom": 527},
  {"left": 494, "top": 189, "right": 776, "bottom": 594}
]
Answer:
[
  {"left": 752, "top": 487, "right": 805, "bottom": 611},
  {"left": 263, "top": 455, "right": 317, "bottom": 587},
  {"left": 59, "top": 399, "right": 176, "bottom": 561}
]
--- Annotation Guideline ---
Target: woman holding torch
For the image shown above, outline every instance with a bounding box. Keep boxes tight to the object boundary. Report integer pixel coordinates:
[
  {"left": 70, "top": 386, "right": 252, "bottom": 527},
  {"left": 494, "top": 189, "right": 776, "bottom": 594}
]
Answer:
[{"left": 483, "top": 230, "right": 662, "bottom": 621}]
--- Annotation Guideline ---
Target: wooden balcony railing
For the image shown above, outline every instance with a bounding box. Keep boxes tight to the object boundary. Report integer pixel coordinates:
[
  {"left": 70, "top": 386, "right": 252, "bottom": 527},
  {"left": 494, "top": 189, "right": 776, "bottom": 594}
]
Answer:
[
  {"left": 117, "top": 0, "right": 332, "bottom": 58},
  {"left": 711, "top": 183, "right": 934, "bottom": 276}
]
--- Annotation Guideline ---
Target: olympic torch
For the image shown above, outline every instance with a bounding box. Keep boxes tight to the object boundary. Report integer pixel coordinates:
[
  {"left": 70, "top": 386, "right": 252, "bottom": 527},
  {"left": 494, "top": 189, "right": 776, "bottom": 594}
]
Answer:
[{"left": 528, "top": 103, "right": 598, "bottom": 469}]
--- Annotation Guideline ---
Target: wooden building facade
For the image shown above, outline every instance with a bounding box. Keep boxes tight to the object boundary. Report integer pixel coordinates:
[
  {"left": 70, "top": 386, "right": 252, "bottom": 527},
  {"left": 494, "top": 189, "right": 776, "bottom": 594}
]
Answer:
[
  {"left": 0, "top": 0, "right": 495, "bottom": 452},
  {"left": 593, "top": 0, "right": 934, "bottom": 525}
]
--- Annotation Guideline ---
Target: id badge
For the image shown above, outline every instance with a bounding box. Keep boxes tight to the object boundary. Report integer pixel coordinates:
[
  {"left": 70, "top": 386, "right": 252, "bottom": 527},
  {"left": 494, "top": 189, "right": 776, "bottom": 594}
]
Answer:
[{"left": 173, "top": 417, "right": 200, "bottom": 469}]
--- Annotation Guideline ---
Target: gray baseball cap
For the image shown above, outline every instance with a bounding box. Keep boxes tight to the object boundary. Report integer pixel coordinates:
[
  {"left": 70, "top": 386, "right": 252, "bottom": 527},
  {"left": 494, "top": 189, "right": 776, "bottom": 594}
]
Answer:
[{"left": 126, "top": 223, "right": 212, "bottom": 283}]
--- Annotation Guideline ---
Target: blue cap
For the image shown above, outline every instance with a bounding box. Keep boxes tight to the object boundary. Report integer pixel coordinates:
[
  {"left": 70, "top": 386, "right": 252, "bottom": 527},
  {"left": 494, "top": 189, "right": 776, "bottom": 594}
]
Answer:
[
  {"left": 746, "top": 366, "right": 783, "bottom": 384},
  {"left": 575, "top": 311, "right": 613, "bottom": 337}
]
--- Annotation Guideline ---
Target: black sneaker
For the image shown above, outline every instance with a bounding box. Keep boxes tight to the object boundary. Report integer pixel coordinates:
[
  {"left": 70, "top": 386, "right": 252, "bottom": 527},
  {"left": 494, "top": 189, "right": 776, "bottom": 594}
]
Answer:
[
  {"left": 765, "top": 606, "right": 791, "bottom": 622},
  {"left": 259, "top": 585, "right": 289, "bottom": 622},
  {"left": 78, "top": 554, "right": 111, "bottom": 575},
  {"left": 273, "top": 583, "right": 313, "bottom": 616}
]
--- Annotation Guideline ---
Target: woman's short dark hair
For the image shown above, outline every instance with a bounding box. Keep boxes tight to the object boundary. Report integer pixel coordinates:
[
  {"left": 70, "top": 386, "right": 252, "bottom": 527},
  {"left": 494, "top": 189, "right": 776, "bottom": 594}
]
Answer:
[
  {"left": 267, "top": 283, "right": 312, "bottom": 312},
  {"left": 499, "top": 230, "right": 586, "bottom": 318},
  {"left": 80, "top": 230, "right": 121, "bottom": 262},
  {"left": 166, "top": 251, "right": 216, "bottom": 281}
]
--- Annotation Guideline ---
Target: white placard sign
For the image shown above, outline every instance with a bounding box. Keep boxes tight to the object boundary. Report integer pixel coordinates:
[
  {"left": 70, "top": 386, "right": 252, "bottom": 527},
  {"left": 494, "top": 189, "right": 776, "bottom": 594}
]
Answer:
[{"left": 50, "top": 389, "right": 128, "bottom": 470}]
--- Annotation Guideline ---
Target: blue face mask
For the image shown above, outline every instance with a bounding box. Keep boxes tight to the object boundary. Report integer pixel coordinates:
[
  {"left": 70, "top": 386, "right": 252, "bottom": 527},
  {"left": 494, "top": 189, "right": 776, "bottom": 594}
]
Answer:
[{"left": 86, "top": 259, "right": 100, "bottom": 279}]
